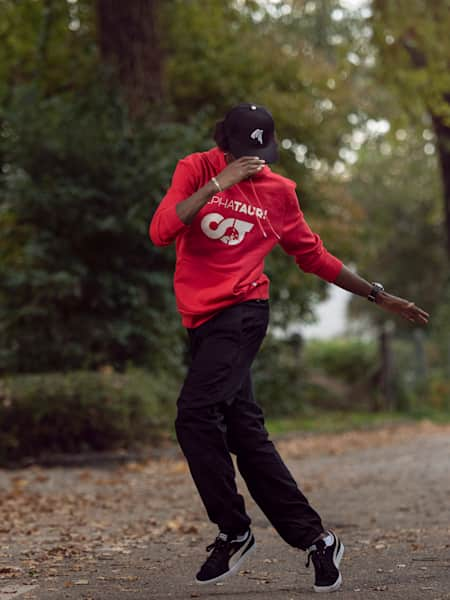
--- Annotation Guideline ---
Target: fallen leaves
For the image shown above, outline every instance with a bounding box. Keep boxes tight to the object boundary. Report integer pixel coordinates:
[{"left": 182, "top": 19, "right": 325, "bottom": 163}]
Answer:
[
  {"left": 276, "top": 421, "right": 450, "bottom": 460},
  {"left": 0, "top": 565, "right": 23, "bottom": 578},
  {"left": 164, "top": 515, "right": 198, "bottom": 534},
  {"left": 0, "top": 420, "right": 448, "bottom": 595},
  {"left": 0, "top": 451, "right": 206, "bottom": 595}
]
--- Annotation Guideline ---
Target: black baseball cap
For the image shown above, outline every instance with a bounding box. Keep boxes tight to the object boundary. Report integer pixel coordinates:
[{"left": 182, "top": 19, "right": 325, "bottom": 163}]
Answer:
[{"left": 223, "top": 103, "right": 279, "bottom": 163}]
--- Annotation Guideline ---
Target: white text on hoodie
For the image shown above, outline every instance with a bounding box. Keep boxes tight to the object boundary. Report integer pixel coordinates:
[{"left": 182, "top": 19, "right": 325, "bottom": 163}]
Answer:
[{"left": 207, "top": 195, "right": 268, "bottom": 219}]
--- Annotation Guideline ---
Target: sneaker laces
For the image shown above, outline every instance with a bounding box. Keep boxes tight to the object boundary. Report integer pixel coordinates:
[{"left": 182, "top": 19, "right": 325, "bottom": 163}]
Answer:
[
  {"left": 305, "top": 543, "right": 321, "bottom": 568},
  {"left": 305, "top": 545, "right": 327, "bottom": 573},
  {"left": 204, "top": 534, "right": 229, "bottom": 566},
  {"left": 305, "top": 542, "right": 335, "bottom": 579}
]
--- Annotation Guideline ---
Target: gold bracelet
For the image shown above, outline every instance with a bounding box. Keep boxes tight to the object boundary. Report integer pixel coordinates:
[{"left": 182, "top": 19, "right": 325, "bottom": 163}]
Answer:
[{"left": 211, "top": 177, "right": 222, "bottom": 192}]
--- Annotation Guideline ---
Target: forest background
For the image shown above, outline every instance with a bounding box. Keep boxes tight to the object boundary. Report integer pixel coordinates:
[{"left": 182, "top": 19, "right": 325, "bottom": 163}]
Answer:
[{"left": 0, "top": 0, "right": 449, "bottom": 464}]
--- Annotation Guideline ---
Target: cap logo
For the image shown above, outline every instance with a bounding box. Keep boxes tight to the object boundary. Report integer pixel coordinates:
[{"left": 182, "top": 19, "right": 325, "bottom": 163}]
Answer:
[{"left": 250, "top": 128, "right": 264, "bottom": 144}]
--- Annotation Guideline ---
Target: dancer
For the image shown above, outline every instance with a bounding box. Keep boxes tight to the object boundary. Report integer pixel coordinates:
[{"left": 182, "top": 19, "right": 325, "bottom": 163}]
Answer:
[{"left": 149, "top": 103, "right": 429, "bottom": 593}]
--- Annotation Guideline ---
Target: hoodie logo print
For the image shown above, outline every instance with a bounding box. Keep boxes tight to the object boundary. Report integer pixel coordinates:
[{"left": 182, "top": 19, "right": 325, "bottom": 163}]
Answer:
[
  {"left": 250, "top": 128, "right": 264, "bottom": 144},
  {"left": 201, "top": 213, "right": 254, "bottom": 246}
]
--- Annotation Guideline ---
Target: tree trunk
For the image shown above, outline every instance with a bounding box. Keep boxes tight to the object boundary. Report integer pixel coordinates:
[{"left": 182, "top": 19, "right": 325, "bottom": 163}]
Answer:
[
  {"left": 35, "top": 0, "right": 54, "bottom": 80},
  {"left": 96, "top": 0, "right": 164, "bottom": 116},
  {"left": 431, "top": 112, "right": 450, "bottom": 261},
  {"left": 378, "top": 321, "right": 395, "bottom": 411},
  {"left": 375, "top": 8, "right": 450, "bottom": 262}
]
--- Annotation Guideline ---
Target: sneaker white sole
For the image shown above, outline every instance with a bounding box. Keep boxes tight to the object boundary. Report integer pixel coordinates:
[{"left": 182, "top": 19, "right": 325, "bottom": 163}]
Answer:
[
  {"left": 194, "top": 535, "right": 256, "bottom": 585},
  {"left": 313, "top": 536, "right": 345, "bottom": 593}
]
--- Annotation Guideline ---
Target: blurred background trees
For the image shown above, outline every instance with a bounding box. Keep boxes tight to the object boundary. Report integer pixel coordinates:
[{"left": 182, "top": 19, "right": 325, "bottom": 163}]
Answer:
[
  {"left": 0, "top": 0, "right": 448, "bottom": 462},
  {"left": 372, "top": 0, "right": 450, "bottom": 258}
]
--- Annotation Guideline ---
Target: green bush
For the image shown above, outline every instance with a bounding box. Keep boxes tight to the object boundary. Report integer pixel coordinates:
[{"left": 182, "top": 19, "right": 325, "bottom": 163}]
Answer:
[
  {"left": 252, "top": 333, "right": 356, "bottom": 417},
  {"left": 252, "top": 333, "right": 304, "bottom": 417},
  {"left": 303, "top": 337, "right": 378, "bottom": 384},
  {"left": 0, "top": 368, "right": 182, "bottom": 464},
  {"left": 0, "top": 83, "right": 210, "bottom": 374}
]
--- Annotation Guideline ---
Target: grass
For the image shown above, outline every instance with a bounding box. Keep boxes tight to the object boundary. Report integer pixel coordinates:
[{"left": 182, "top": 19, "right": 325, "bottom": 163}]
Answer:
[
  {"left": 122, "top": 367, "right": 450, "bottom": 438},
  {"left": 161, "top": 408, "right": 450, "bottom": 445},
  {"left": 265, "top": 408, "right": 450, "bottom": 437},
  {"left": 3, "top": 367, "right": 447, "bottom": 458}
]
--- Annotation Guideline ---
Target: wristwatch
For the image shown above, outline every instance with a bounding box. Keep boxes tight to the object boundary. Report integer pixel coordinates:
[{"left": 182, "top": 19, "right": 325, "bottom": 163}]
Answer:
[{"left": 367, "top": 282, "right": 384, "bottom": 302}]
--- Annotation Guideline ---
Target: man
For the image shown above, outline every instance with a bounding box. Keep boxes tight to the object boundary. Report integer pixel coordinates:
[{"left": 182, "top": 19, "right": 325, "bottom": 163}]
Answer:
[{"left": 149, "top": 103, "right": 429, "bottom": 593}]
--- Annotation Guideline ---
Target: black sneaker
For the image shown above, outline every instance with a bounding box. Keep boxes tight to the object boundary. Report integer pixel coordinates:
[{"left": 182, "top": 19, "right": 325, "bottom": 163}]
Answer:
[
  {"left": 305, "top": 529, "right": 344, "bottom": 593},
  {"left": 195, "top": 528, "right": 256, "bottom": 585}
]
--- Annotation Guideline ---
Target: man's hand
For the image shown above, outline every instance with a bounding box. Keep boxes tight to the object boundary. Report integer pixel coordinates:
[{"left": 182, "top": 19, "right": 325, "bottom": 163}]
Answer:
[
  {"left": 333, "top": 266, "right": 430, "bottom": 326},
  {"left": 376, "top": 292, "right": 430, "bottom": 325},
  {"left": 215, "top": 156, "right": 265, "bottom": 190}
]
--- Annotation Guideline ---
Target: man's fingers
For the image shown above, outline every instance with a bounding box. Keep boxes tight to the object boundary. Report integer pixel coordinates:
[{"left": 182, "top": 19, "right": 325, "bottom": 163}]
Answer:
[
  {"left": 402, "top": 300, "right": 430, "bottom": 319},
  {"left": 409, "top": 306, "right": 430, "bottom": 319},
  {"left": 240, "top": 158, "right": 265, "bottom": 169},
  {"left": 405, "top": 311, "right": 429, "bottom": 324},
  {"left": 244, "top": 165, "right": 265, "bottom": 176},
  {"left": 385, "top": 297, "right": 430, "bottom": 325},
  {"left": 239, "top": 156, "right": 265, "bottom": 163},
  {"left": 415, "top": 309, "right": 430, "bottom": 319},
  {"left": 415, "top": 314, "right": 428, "bottom": 324}
]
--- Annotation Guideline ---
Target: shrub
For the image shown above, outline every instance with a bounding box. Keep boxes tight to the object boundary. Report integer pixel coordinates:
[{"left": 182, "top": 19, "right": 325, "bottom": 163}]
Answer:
[
  {"left": 0, "top": 368, "right": 182, "bottom": 465},
  {"left": 253, "top": 333, "right": 306, "bottom": 417},
  {"left": 0, "top": 83, "right": 210, "bottom": 373},
  {"left": 303, "top": 337, "right": 378, "bottom": 384}
]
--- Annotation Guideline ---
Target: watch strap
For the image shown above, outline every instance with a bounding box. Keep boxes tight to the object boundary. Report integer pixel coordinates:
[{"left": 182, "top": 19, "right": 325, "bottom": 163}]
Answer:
[{"left": 368, "top": 282, "right": 384, "bottom": 302}]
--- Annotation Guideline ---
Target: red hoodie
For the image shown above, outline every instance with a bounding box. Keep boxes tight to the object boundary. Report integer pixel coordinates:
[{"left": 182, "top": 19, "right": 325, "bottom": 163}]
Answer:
[{"left": 149, "top": 146, "right": 343, "bottom": 328}]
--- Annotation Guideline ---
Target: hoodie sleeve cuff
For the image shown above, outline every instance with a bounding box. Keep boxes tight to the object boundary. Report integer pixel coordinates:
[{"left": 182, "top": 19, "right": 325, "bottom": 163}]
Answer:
[
  {"left": 312, "top": 252, "right": 343, "bottom": 283},
  {"left": 167, "top": 203, "right": 190, "bottom": 235},
  {"left": 153, "top": 203, "right": 190, "bottom": 246}
]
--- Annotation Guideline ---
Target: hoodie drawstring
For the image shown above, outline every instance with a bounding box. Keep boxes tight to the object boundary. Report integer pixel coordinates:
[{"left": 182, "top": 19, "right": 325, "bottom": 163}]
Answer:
[
  {"left": 250, "top": 178, "right": 281, "bottom": 240},
  {"left": 234, "top": 179, "right": 281, "bottom": 241},
  {"left": 235, "top": 181, "right": 267, "bottom": 239}
]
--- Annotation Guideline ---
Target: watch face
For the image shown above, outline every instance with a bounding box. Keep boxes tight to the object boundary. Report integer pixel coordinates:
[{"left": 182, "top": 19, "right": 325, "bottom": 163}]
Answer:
[{"left": 368, "top": 282, "right": 383, "bottom": 301}]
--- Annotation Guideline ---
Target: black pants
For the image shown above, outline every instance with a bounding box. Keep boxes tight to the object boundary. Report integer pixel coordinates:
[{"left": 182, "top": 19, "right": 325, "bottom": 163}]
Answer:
[{"left": 174, "top": 300, "right": 325, "bottom": 551}]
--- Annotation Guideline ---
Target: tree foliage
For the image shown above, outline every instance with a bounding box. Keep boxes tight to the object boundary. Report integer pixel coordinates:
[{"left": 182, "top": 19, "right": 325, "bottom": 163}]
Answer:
[
  {"left": 372, "top": 0, "right": 450, "bottom": 258},
  {"left": 348, "top": 127, "right": 447, "bottom": 329},
  {"left": 0, "top": 84, "right": 209, "bottom": 372},
  {"left": 0, "top": 0, "right": 447, "bottom": 377}
]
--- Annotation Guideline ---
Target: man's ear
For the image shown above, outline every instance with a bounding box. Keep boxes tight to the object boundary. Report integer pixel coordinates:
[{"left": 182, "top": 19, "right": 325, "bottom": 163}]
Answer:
[{"left": 213, "top": 119, "right": 230, "bottom": 151}]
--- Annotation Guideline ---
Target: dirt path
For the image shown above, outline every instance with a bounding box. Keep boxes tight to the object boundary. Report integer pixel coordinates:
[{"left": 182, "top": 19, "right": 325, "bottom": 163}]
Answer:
[{"left": 0, "top": 420, "right": 449, "bottom": 599}]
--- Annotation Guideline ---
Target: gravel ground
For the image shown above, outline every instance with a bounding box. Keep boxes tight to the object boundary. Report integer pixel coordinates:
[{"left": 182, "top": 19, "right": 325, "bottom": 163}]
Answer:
[{"left": 0, "top": 420, "right": 449, "bottom": 599}]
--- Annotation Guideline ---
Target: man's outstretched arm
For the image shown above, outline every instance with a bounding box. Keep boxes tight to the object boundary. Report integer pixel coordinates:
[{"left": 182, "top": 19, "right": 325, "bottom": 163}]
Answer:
[
  {"left": 277, "top": 186, "right": 430, "bottom": 326},
  {"left": 333, "top": 264, "right": 430, "bottom": 325}
]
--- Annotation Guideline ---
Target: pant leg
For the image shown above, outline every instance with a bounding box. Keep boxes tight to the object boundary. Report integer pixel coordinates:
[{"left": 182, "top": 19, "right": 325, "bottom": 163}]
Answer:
[
  {"left": 225, "top": 371, "right": 325, "bottom": 551},
  {"left": 174, "top": 300, "right": 269, "bottom": 536},
  {"left": 175, "top": 402, "right": 251, "bottom": 535}
]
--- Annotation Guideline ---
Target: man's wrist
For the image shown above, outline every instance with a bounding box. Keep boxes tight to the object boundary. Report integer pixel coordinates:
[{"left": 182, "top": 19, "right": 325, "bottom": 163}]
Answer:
[
  {"left": 375, "top": 290, "right": 389, "bottom": 304},
  {"left": 211, "top": 176, "right": 222, "bottom": 193},
  {"left": 367, "top": 281, "right": 385, "bottom": 303},
  {"left": 175, "top": 181, "right": 218, "bottom": 224},
  {"left": 205, "top": 179, "right": 220, "bottom": 197}
]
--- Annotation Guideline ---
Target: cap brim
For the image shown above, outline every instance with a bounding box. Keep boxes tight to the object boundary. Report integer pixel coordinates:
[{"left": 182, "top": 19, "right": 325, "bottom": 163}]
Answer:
[{"left": 228, "top": 139, "right": 279, "bottom": 163}]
